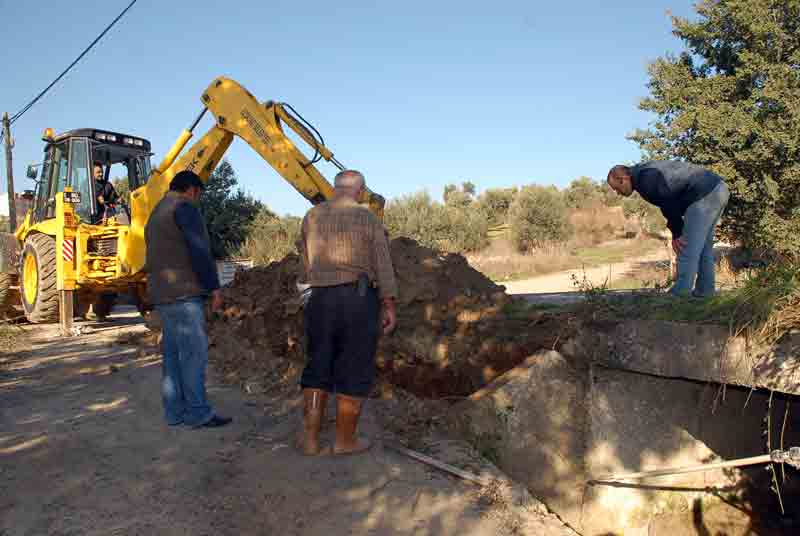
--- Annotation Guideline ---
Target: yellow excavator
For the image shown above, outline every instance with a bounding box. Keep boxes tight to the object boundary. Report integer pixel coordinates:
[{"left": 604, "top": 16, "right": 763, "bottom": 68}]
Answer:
[{"left": 0, "top": 76, "right": 385, "bottom": 327}]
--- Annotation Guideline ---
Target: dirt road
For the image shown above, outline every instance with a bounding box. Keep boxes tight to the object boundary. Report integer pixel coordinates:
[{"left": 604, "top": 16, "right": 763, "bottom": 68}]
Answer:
[
  {"left": 0, "top": 309, "right": 574, "bottom": 536},
  {"left": 500, "top": 248, "right": 670, "bottom": 305}
]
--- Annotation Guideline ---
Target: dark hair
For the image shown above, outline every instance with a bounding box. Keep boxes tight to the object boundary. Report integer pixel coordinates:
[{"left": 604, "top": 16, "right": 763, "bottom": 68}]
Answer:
[
  {"left": 93, "top": 161, "right": 103, "bottom": 169},
  {"left": 169, "top": 170, "right": 205, "bottom": 192}
]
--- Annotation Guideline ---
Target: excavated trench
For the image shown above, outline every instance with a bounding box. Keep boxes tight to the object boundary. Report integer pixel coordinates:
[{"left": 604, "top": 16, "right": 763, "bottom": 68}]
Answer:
[{"left": 207, "top": 237, "right": 576, "bottom": 399}]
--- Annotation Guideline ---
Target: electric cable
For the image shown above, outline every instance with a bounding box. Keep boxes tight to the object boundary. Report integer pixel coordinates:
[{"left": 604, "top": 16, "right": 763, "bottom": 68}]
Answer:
[{"left": 9, "top": 0, "right": 139, "bottom": 125}]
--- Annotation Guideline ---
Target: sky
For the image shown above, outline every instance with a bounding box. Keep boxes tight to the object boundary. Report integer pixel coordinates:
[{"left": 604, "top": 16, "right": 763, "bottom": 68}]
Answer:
[{"left": 0, "top": 0, "right": 697, "bottom": 217}]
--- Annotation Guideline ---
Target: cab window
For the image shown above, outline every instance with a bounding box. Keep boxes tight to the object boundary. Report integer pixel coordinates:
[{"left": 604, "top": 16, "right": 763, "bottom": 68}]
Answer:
[{"left": 68, "top": 138, "right": 93, "bottom": 221}]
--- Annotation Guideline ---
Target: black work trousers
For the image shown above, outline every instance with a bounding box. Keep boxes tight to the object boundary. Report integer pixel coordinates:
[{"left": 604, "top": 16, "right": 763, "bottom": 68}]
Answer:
[{"left": 300, "top": 282, "right": 380, "bottom": 398}]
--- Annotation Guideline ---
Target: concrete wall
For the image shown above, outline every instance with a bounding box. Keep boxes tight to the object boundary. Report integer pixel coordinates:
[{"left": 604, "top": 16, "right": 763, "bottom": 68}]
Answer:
[
  {"left": 567, "top": 319, "right": 800, "bottom": 397},
  {"left": 449, "top": 350, "right": 799, "bottom": 535}
]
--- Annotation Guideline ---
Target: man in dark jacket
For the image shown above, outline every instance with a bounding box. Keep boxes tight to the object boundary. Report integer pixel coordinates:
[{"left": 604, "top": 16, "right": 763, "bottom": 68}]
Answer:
[
  {"left": 145, "top": 170, "right": 231, "bottom": 428},
  {"left": 607, "top": 161, "right": 729, "bottom": 297},
  {"left": 93, "top": 162, "right": 119, "bottom": 224}
]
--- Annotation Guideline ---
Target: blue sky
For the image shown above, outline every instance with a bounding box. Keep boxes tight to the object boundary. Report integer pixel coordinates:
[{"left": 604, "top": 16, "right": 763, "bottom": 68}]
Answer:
[{"left": 1, "top": 0, "right": 696, "bottom": 216}]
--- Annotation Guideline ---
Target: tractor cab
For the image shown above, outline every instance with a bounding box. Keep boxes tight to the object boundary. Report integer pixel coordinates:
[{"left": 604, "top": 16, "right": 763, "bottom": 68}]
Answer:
[{"left": 25, "top": 128, "right": 153, "bottom": 226}]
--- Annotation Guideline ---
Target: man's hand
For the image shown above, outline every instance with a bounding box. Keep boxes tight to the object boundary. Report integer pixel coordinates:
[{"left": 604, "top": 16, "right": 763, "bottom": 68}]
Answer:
[
  {"left": 211, "top": 289, "right": 224, "bottom": 312},
  {"left": 672, "top": 237, "right": 687, "bottom": 255},
  {"left": 382, "top": 297, "right": 397, "bottom": 335}
]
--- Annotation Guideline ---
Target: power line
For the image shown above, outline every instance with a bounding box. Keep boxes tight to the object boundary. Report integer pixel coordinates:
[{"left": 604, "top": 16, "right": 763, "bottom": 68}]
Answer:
[{"left": 9, "top": 0, "right": 139, "bottom": 126}]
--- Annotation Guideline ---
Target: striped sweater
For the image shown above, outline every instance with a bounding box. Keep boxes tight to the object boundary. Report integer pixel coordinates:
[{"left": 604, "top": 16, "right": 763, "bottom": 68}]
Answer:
[{"left": 300, "top": 198, "right": 398, "bottom": 299}]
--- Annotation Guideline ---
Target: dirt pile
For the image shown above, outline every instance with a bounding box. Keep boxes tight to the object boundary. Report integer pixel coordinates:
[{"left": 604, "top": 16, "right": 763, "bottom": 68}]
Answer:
[{"left": 209, "top": 237, "right": 575, "bottom": 398}]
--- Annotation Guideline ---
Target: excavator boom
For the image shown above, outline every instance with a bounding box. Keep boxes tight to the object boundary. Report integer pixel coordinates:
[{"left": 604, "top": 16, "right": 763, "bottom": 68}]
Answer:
[{"left": 125, "top": 77, "right": 385, "bottom": 274}]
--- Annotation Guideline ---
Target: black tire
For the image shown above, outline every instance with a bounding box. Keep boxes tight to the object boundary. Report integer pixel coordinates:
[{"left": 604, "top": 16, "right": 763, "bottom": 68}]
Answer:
[
  {"left": 91, "top": 293, "right": 117, "bottom": 321},
  {"left": 20, "top": 234, "right": 59, "bottom": 323},
  {"left": 0, "top": 273, "right": 19, "bottom": 319}
]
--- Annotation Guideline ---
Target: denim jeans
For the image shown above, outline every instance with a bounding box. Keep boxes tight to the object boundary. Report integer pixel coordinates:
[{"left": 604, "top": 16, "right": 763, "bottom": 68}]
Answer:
[
  {"left": 155, "top": 297, "right": 214, "bottom": 426},
  {"left": 670, "top": 182, "right": 730, "bottom": 297}
]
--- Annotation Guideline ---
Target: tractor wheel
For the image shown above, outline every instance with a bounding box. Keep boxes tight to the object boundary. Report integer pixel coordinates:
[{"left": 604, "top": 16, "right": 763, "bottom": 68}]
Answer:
[
  {"left": 19, "top": 234, "right": 59, "bottom": 323},
  {"left": 91, "top": 293, "right": 117, "bottom": 322},
  {"left": 0, "top": 273, "right": 20, "bottom": 320}
]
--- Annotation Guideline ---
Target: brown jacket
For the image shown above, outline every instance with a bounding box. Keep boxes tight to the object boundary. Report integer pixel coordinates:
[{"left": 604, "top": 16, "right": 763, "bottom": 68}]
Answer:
[
  {"left": 145, "top": 192, "right": 208, "bottom": 305},
  {"left": 300, "top": 198, "right": 397, "bottom": 299}
]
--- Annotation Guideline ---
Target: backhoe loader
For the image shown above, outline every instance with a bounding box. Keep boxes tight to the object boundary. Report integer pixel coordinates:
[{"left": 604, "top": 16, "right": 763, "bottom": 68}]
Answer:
[{"left": 0, "top": 76, "right": 385, "bottom": 328}]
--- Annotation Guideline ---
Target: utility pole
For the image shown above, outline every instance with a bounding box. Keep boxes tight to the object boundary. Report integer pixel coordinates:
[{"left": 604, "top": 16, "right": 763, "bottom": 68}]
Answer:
[{"left": 2, "top": 113, "right": 16, "bottom": 232}]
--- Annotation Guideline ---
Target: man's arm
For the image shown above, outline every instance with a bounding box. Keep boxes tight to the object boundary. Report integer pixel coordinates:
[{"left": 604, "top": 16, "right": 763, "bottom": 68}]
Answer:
[
  {"left": 299, "top": 214, "right": 311, "bottom": 282},
  {"left": 660, "top": 203, "right": 684, "bottom": 238},
  {"left": 174, "top": 202, "right": 220, "bottom": 294},
  {"left": 371, "top": 220, "right": 398, "bottom": 334}
]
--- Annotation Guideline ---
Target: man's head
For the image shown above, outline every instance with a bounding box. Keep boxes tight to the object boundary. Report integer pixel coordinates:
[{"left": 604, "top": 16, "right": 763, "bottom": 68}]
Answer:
[
  {"left": 93, "top": 161, "right": 104, "bottom": 181},
  {"left": 333, "top": 170, "right": 366, "bottom": 201},
  {"left": 607, "top": 165, "right": 634, "bottom": 197},
  {"left": 169, "top": 170, "right": 205, "bottom": 202}
]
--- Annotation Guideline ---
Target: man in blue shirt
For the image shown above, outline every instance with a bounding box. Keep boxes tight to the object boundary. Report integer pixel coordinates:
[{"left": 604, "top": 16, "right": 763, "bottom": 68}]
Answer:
[
  {"left": 145, "top": 170, "right": 231, "bottom": 428},
  {"left": 607, "top": 161, "right": 730, "bottom": 297}
]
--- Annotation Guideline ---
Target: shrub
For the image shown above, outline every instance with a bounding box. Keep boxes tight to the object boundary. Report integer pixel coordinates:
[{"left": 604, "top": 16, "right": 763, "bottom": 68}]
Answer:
[
  {"left": 509, "top": 185, "right": 572, "bottom": 251},
  {"left": 385, "top": 190, "right": 489, "bottom": 253},
  {"left": 564, "top": 177, "right": 603, "bottom": 209},
  {"left": 477, "top": 187, "right": 518, "bottom": 226},
  {"left": 239, "top": 210, "right": 301, "bottom": 265}
]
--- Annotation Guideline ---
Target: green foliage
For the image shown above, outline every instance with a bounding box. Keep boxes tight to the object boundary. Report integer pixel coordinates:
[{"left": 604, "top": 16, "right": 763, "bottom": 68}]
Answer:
[
  {"left": 629, "top": 0, "right": 800, "bottom": 255},
  {"left": 622, "top": 193, "right": 666, "bottom": 234},
  {"left": 384, "top": 189, "right": 489, "bottom": 253},
  {"left": 240, "top": 209, "right": 301, "bottom": 265},
  {"left": 199, "top": 160, "right": 263, "bottom": 259},
  {"left": 477, "top": 187, "right": 518, "bottom": 226},
  {"left": 443, "top": 182, "right": 477, "bottom": 209},
  {"left": 111, "top": 176, "right": 130, "bottom": 206},
  {"left": 508, "top": 185, "right": 572, "bottom": 251},
  {"left": 564, "top": 176, "right": 603, "bottom": 209}
]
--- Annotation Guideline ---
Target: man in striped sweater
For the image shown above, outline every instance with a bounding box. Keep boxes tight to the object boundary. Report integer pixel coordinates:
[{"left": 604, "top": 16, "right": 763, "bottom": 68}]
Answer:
[{"left": 296, "top": 170, "right": 397, "bottom": 456}]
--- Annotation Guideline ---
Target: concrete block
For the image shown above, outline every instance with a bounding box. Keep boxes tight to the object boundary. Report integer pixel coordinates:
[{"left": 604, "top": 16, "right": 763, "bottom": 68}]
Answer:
[
  {"left": 448, "top": 350, "right": 796, "bottom": 535},
  {"left": 568, "top": 319, "right": 800, "bottom": 396}
]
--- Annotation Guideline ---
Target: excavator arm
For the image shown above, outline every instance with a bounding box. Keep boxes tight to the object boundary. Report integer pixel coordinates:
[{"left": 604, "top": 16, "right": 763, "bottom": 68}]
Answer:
[{"left": 125, "top": 77, "right": 385, "bottom": 274}]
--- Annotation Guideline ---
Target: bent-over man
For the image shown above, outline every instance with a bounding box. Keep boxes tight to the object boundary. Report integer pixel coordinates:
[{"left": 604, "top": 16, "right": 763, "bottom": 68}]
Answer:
[
  {"left": 297, "top": 170, "right": 397, "bottom": 456},
  {"left": 607, "top": 161, "right": 730, "bottom": 297},
  {"left": 145, "top": 170, "right": 231, "bottom": 428}
]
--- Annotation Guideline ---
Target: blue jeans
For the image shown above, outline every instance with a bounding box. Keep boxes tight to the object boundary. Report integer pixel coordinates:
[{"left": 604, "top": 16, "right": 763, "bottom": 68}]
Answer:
[
  {"left": 155, "top": 297, "right": 214, "bottom": 426},
  {"left": 670, "top": 182, "right": 730, "bottom": 297}
]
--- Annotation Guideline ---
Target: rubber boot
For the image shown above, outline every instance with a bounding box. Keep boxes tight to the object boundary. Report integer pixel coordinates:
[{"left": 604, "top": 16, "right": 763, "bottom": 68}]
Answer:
[
  {"left": 332, "top": 394, "right": 372, "bottom": 455},
  {"left": 297, "top": 388, "right": 328, "bottom": 455}
]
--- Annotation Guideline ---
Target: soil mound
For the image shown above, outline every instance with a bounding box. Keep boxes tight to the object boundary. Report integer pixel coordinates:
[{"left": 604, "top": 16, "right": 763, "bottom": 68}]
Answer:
[{"left": 209, "top": 237, "right": 574, "bottom": 398}]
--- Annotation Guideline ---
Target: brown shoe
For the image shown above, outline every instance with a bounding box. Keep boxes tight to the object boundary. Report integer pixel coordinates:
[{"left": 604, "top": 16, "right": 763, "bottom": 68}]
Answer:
[
  {"left": 296, "top": 388, "right": 328, "bottom": 455},
  {"left": 331, "top": 394, "right": 372, "bottom": 456}
]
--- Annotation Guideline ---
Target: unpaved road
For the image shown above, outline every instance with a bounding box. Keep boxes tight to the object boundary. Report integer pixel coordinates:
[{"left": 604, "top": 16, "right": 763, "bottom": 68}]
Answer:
[
  {"left": 0, "top": 309, "right": 573, "bottom": 536},
  {"left": 500, "top": 248, "right": 670, "bottom": 305}
]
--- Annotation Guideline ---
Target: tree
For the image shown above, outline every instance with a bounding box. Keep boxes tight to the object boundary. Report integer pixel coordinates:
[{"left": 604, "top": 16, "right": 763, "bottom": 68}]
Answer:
[
  {"left": 111, "top": 176, "right": 130, "bottom": 206},
  {"left": 564, "top": 177, "right": 603, "bottom": 209},
  {"left": 622, "top": 193, "right": 666, "bottom": 235},
  {"left": 477, "top": 187, "right": 518, "bottom": 226},
  {"left": 509, "top": 185, "right": 572, "bottom": 251},
  {"left": 199, "top": 160, "right": 263, "bottom": 258},
  {"left": 443, "top": 182, "right": 477, "bottom": 209},
  {"left": 384, "top": 190, "right": 489, "bottom": 253},
  {"left": 240, "top": 209, "right": 301, "bottom": 265},
  {"left": 629, "top": 0, "right": 800, "bottom": 254}
]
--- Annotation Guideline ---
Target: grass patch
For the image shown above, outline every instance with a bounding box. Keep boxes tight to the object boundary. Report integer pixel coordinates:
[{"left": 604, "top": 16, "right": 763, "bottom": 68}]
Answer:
[{"left": 578, "top": 261, "right": 800, "bottom": 345}]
